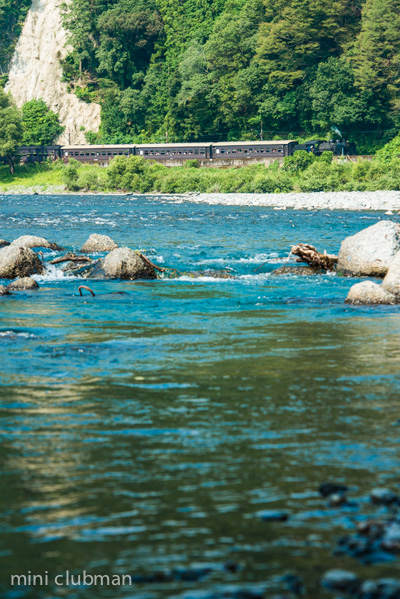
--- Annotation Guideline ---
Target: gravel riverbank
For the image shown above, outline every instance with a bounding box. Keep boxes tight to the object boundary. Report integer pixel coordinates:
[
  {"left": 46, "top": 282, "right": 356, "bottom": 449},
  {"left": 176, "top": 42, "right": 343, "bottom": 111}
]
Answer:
[
  {"left": 2, "top": 188, "right": 400, "bottom": 211},
  {"left": 170, "top": 190, "right": 400, "bottom": 210}
]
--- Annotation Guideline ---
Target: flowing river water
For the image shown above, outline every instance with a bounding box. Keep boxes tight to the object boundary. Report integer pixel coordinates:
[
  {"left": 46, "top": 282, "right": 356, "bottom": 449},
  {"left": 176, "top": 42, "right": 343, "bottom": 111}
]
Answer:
[{"left": 1, "top": 194, "right": 400, "bottom": 599}]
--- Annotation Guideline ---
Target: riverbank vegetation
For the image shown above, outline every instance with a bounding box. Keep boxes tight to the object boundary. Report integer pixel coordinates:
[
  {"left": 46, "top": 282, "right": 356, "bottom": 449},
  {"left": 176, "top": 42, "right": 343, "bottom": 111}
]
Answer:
[{"left": 4, "top": 147, "right": 400, "bottom": 194}]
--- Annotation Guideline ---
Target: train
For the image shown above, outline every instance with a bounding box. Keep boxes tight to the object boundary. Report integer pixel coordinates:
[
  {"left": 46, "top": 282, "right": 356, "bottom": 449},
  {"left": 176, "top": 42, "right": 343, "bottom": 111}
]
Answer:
[{"left": 3, "top": 138, "right": 356, "bottom": 166}]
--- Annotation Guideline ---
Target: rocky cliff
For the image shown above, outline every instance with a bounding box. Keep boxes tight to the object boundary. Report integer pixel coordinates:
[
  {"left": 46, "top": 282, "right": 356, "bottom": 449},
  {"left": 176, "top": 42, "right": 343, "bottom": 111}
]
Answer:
[{"left": 5, "top": 0, "right": 100, "bottom": 145}]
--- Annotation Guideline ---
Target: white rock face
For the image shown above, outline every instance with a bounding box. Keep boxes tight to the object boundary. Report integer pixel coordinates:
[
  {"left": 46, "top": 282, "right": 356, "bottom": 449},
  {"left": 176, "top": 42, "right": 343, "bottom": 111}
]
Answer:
[{"left": 5, "top": 0, "right": 100, "bottom": 144}]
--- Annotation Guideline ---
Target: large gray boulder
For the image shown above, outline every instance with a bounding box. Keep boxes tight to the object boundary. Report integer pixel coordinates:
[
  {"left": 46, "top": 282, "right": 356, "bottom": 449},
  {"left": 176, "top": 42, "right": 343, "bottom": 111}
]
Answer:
[
  {"left": 382, "top": 250, "right": 400, "bottom": 295},
  {"left": 80, "top": 234, "right": 118, "bottom": 253},
  {"left": 0, "top": 245, "right": 44, "bottom": 279},
  {"left": 101, "top": 247, "right": 157, "bottom": 280},
  {"left": 337, "top": 221, "right": 400, "bottom": 277},
  {"left": 7, "top": 277, "right": 39, "bottom": 291},
  {"left": 0, "top": 285, "right": 10, "bottom": 296},
  {"left": 11, "top": 235, "right": 62, "bottom": 251},
  {"left": 345, "top": 280, "right": 396, "bottom": 305}
]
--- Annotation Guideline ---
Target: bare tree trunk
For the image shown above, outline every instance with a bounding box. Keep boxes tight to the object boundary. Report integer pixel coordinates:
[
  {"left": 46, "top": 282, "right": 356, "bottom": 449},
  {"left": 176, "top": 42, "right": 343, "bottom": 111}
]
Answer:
[
  {"left": 291, "top": 243, "right": 338, "bottom": 271},
  {"left": 6, "top": 156, "right": 15, "bottom": 175}
]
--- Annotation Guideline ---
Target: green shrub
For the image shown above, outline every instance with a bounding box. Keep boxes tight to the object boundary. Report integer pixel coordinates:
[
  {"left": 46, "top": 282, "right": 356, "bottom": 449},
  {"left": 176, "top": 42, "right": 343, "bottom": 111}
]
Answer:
[
  {"left": 62, "top": 159, "right": 80, "bottom": 190},
  {"left": 78, "top": 169, "right": 99, "bottom": 190},
  {"left": 283, "top": 150, "right": 315, "bottom": 173}
]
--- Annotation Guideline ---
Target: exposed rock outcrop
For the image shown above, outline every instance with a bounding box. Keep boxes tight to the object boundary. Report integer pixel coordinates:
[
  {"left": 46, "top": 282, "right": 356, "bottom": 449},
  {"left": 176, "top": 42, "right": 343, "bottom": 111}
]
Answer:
[
  {"left": 337, "top": 221, "right": 400, "bottom": 277},
  {"left": 5, "top": 0, "right": 101, "bottom": 144},
  {"left": 0, "top": 240, "right": 10, "bottom": 248},
  {"left": 0, "top": 246, "right": 44, "bottom": 279},
  {"left": 345, "top": 281, "right": 396, "bottom": 305},
  {"left": 11, "top": 235, "right": 62, "bottom": 250},
  {"left": 80, "top": 234, "right": 118, "bottom": 253},
  {"left": 101, "top": 248, "right": 157, "bottom": 280},
  {"left": 7, "top": 277, "right": 39, "bottom": 290}
]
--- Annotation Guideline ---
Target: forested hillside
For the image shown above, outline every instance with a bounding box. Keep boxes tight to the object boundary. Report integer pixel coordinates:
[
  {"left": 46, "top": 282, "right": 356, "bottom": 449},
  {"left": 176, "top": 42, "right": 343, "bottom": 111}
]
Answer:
[{"left": 3, "top": 0, "right": 400, "bottom": 149}]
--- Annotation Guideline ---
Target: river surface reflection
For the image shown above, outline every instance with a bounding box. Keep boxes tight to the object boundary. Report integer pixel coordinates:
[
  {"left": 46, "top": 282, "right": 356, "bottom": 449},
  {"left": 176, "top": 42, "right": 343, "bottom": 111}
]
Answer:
[{"left": 1, "top": 195, "right": 400, "bottom": 598}]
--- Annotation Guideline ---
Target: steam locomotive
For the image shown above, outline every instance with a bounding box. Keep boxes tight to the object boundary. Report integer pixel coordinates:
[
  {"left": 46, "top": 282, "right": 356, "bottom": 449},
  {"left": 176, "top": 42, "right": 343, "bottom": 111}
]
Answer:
[{"left": 4, "top": 138, "right": 356, "bottom": 166}]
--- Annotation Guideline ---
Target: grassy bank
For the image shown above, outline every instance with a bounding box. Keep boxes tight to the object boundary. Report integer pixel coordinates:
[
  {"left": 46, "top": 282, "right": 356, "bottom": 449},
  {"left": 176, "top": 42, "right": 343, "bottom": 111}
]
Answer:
[{"left": 2, "top": 151, "right": 400, "bottom": 194}]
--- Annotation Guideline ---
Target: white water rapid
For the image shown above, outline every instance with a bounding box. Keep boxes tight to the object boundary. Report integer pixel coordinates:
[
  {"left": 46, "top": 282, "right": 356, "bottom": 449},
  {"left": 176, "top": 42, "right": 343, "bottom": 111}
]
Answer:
[{"left": 5, "top": 0, "right": 101, "bottom": 144}]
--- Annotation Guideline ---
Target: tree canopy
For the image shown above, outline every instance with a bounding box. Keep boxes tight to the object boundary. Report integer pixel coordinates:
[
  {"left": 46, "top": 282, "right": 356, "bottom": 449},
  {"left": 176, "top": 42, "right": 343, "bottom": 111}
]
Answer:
[
  {"left": 21, "top": 99, "right": 65, "bottom": 145},
  {"left": 0, "top": 87, "right": 23, "bottom": 173}
]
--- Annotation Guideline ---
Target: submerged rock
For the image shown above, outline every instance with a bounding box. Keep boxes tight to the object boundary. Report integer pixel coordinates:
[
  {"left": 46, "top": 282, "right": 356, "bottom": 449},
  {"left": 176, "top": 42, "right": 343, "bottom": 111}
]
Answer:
[
  {"left": 370, "top": 488, "right": 400, "bottom": 506},
  {"left": 7, "top": 277, "right": 39, "bottom": 291},
  {"left": 257, "top": 510, "right": 289, "bottom": 522},
  {"left": 345, "top": 281, "right": 396, "bottom": 305},
  {"left": 80, "top": 234, "right": 118, "bottom": 253},
  {"left": 0, "top": 285, "right": 10, "bottom": 296},
  {"left": 0, "top": 239, "right": 10, "bottom": 248},
  {"left": 272, "top": 265, "right": 322, "bottom": 275},
  {"left": 0, "top": 245, "right": 44, "bottom": 279},
  {"left": 321, "top": 570, "right": 360, "bottom": 593},
  {"left": 319, "top": 482, "right": 348, "bottom": 497},
  {"left": 11, "top": 235, "right": 63, "bottom": 251},
  {"left": 337, "top": 220, "right": 400, "bottom": 277}
]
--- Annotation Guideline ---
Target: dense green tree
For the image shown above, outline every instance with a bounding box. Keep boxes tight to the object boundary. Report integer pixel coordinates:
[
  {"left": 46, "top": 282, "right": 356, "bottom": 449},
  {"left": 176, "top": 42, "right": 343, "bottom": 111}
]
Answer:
[
  {"left": 351, "top": 0, "right": 400, "bottom": 123},
  {"left": 0, "top": 87, "right": 23, "bottom": 173},
  {"left": 22, "top": 99, "right": 64, "bottom": 145}
]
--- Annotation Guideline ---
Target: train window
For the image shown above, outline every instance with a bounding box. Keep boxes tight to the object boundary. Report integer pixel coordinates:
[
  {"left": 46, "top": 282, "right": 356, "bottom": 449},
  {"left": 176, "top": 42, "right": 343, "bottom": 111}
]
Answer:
[
  {"left": 144, "top": 151, "right": 149, "bottom": 155},
  {"left": 91, "top": 152, "right": 95, "bottom": 156},
  {"left": 102, "top": 152, "right": 106, "bottom": 156},
  {"left": 139, "top": 150, "right": 144, "bottom": 155},
  {"left": 220, "top": 150, "right": 225, "bottom": 154},
  {"left": 107, "top": 152, "right": 111, "bottom": 156},
  {"left": 160, "top": 151, "right": 165, "bottom": 155},
  {"left": 64, "top": 151, "right": 68, "bottom": 157},
  {"left": 150, "top": 151, "right": 155, "bottom": 155},
  {"left": 113, "top": 152, "right": 117, "bottom": 155},
  {"left": 85, "top": 152, "right": 90, "bottom": 156}
]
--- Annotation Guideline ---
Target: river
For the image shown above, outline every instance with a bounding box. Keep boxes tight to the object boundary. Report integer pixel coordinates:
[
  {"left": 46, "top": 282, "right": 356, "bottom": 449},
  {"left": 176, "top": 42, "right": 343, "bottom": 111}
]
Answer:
[{"left": 1, "top": 194, "right": 400, "bottom": 599}]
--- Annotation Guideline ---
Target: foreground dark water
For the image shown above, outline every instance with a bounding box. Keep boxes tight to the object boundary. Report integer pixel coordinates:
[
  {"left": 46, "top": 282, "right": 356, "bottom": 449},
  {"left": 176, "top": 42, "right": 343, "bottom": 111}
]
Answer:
[{"left": 1, "top": 195, "right": 400, "bottom": 599}]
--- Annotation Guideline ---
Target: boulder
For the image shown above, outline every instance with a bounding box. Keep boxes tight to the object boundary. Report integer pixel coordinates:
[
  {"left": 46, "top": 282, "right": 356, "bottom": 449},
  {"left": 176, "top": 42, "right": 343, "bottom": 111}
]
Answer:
[
  {"left": 382, "top": 250, "right": 400, "bottom": 295},
  {"left": 0, "top": 239, "right": 9, "bottom": 248},
  {"left": 80, "top": 234, "right": 118, "bottom": 253},
  {"left": 345, "top": 281, "right": 396, "bottom": 305},
  {"left": 7, "top": 277, "right": 39, "bottom": 291},
  {"left": 337, "top": 220, "right": 400, "bottom": 277},
  {"left": 101, "top": 248, "right": 157, "bottom": 280},
  {"left": 11, "top": 235, "right": 62, "bottom": 251},
  {"left": 0, "top": 245, "right": 44, "bottom": 279},
  {"left": 0, "top": 285, "right": 10, "bottom": 296}
]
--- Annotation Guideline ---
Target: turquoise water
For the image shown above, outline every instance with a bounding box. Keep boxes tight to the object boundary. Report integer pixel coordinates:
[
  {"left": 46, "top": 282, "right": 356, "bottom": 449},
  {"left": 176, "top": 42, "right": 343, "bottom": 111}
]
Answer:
[{"left": 1, "top": 195, "right": 400, "bottom": 599}]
